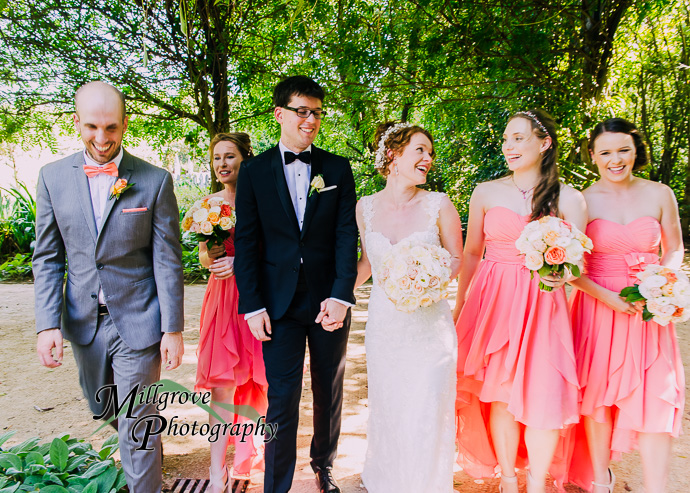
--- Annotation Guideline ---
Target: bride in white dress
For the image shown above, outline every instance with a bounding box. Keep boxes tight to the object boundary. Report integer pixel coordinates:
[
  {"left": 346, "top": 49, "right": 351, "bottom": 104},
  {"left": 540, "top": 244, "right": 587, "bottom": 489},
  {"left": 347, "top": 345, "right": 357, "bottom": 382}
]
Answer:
[{"left": 356, "top": 122, "right": 464, "bottom": 492}]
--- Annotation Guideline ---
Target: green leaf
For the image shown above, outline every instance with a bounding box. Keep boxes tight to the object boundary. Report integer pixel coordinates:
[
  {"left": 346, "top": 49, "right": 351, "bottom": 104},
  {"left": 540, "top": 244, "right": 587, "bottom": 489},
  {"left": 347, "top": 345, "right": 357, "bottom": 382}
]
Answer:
[
  {"left": 82, "top": 461, "right": 110, "bottom": 479},
  {"left": 81, "top": 482, "right": 98, "bottom": 493},
  {"left": 101, "top": 436, "right": 118, "bottom": 449},
  {"left": 0, "top": 453, "right": 22, "bottom": 471},
  {"left": 569, "top": 263, "right": 580, "bottom": 278},
  {"left": 24, "top": 451, "right": 45, "bottom": 466},
  {"left": 94, "top": 466, "right": 118, "bottom": 492},
  {"left": 39, "top": 486, "right": 69, "bottom": 493},
  {"left": 112, "top": 470, "right": 127, "bottom": 491},
  {"left": 8, "top": 437, "right": 40, "bottom": 455},
  {"left": 43, "top": 472, "right": 64, "bottom": 485},
  {"left": 66, "top": 454, "right": 88, "bottom": 472},
  {"left": 0, "top": 431, "right": 16, "bottom": 449},
  {"left": 642, "top": 308, "right": 654, "bottom": 321},
  {"left": 0, "top": 482, "right": 20, "bottom": 493},
  {"left": 49, "top": 438, "right": 69, "bottom": 473}
]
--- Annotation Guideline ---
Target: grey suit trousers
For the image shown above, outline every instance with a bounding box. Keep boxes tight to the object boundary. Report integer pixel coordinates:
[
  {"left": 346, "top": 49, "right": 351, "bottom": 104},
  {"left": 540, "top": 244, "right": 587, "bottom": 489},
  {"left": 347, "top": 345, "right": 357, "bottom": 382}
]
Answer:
[{"left": 72, "top": 313, "right": 162, "bottom": 493}]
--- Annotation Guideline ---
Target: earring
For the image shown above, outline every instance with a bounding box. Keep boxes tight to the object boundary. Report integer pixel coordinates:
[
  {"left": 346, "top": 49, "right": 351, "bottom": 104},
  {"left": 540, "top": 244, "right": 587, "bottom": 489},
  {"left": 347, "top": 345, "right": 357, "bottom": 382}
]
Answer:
[{"left": 395, "top": 166, "right": 399, "bottom": 176}]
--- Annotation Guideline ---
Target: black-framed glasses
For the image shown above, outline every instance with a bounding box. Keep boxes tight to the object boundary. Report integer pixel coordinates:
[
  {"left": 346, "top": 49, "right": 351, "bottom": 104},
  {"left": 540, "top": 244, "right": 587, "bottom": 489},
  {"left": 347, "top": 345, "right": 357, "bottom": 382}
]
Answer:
[{"left": 283, "top": 106, "right": 326, "bottom": 119}]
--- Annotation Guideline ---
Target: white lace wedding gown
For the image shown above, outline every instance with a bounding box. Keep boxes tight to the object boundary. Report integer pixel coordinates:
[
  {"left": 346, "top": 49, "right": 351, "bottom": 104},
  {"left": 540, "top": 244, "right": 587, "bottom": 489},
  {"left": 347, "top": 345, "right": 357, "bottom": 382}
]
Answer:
[{"left": 360, "top": 191, "right": 457, "bottom": 493}]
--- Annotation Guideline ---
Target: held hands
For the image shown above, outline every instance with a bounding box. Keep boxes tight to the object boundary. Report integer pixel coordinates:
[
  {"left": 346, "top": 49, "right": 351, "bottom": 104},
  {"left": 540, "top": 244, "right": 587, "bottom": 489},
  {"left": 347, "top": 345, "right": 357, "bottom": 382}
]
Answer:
[
  {"left": 248, "top": 311, "right": 272, "bottom": 341},
  {"left": 37, "top": 328, "right": 63, "bottom": 368},
  {"left": 315, "top": 299, "right": 347, "bottom": 331},
  {"left": 209, "top": 255, "right": 234, "bottom": 279},
  {"left": 160, "top": 332, "right": 184, "bottom": 370}
]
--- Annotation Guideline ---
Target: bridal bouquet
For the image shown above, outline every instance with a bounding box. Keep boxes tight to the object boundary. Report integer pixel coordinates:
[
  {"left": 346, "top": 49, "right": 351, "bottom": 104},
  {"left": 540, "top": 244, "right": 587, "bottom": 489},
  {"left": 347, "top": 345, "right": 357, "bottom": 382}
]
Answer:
[
  {"left": 377, "top": 240, "right": 452, "bottom": 313},
  {"left": 620, "top": 264, "right": 690, "bottom": 326},
  {"left": 181, "top": 197, "right": 236, "bottom": 249},
  {"left": 515, "top": 216, "right": 593, "bottom": 292}
]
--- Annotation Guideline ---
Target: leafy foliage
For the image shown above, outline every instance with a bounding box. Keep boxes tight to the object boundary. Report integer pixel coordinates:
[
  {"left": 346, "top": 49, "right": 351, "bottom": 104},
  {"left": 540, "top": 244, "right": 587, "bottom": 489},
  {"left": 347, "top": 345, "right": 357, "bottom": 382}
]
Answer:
[
  {"left": 0, "top": 182, "right": 36, "bottom": 260},
  {"left": 0, "top": 431, "right": 127, "bottom": 492}
]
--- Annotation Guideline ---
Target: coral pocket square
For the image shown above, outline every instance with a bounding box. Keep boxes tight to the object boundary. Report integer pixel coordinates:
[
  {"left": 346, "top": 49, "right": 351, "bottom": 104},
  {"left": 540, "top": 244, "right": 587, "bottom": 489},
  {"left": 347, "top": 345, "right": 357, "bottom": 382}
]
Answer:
[{"left": 122, "top": 207, "right": 148, "bottom": 213}]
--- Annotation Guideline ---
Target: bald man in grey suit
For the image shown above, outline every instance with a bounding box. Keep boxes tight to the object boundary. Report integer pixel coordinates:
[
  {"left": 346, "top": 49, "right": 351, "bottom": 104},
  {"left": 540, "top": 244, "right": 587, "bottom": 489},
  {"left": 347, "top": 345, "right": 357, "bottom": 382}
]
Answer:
[{"left": 33, "top": 81, "right": 184, "bottom": 493}]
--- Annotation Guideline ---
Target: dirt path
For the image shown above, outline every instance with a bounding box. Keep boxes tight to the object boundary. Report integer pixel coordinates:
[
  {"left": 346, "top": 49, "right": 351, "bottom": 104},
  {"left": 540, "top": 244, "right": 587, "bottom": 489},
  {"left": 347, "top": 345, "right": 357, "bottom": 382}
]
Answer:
[{"left": 0, "top": 282, "right": 688, "bottom": 492}]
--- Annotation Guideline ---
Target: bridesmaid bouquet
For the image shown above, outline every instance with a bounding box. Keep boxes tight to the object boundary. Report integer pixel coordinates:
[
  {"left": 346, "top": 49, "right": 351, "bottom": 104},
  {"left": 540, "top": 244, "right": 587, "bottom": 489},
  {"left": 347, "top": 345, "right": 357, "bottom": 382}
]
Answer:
[
  {"left": 620, "top": 264, "right": 690, "bottom": 326},
  {"left": 515, "top": 216, "right": 593, "bottom": 292},
  {"left": 377, "top": 240, "right": 452, "bottom": 313},
  {"left": 181, "top": 197, "right": 236, "bottom": 250}
]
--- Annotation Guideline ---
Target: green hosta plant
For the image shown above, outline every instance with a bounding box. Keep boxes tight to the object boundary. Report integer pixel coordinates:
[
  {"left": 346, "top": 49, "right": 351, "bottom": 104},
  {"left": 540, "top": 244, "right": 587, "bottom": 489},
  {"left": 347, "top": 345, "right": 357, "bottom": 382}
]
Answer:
[{"left": 0, "top": 431, "right": 127, "bottom": 492}]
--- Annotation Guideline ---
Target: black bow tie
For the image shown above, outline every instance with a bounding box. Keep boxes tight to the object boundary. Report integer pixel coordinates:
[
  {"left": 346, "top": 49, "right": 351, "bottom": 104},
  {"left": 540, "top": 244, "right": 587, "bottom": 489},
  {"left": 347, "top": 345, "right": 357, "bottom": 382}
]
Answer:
[{"left": 284, "top": 150, "right": 311, "bottom": 164}]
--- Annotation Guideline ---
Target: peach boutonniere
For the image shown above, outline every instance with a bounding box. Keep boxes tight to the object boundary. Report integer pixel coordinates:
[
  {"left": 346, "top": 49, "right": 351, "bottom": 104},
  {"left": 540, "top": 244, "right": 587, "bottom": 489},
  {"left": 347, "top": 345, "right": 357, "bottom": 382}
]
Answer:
[{"left": 109, "top": 178, "right": 135, "bottom": 200}]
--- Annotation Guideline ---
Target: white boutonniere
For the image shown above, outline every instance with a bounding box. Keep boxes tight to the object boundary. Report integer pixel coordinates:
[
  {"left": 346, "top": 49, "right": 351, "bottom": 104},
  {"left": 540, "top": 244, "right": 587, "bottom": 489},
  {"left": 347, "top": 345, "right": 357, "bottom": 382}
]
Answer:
[
  {"left": 109, "top": 178, "right": 135, "bottom": 200},
  {"left": 309, "top": 174, "right": 326, "bottom": 197}
]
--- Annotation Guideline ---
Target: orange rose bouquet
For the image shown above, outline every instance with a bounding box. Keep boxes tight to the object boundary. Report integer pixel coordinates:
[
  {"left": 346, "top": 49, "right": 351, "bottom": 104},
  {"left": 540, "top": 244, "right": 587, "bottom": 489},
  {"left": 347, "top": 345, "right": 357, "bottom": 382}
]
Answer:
[
  {"left": 515, "top": 216, "right": 593, "bottom": 292},
  {"left": 181, "top": 197, "right": 236, "bottom": 250}
]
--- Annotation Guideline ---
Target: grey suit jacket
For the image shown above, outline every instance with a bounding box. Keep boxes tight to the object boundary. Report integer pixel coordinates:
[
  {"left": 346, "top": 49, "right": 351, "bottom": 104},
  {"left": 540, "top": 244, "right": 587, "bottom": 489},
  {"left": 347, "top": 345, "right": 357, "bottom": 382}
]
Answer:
[{"left": 33, "top": 150, "right": 184, "bottom": 350}]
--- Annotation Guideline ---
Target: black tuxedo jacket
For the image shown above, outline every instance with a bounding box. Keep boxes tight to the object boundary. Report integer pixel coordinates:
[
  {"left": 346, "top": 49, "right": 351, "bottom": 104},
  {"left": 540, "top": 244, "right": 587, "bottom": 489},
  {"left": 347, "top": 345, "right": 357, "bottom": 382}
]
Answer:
[{"left": 234, "top": 144, "right": 358, "bottom": 319}]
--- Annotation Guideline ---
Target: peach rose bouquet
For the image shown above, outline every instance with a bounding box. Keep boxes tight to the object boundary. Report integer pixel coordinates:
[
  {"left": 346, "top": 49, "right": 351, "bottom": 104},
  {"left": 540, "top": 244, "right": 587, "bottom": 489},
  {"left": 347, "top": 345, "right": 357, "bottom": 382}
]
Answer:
[
  {"left": 515, "top": 216, "right": 593, "bottom": 292},
  {"left": 377, "top": 240, "right": 452, "bottom": 313},
  {"left": 620, "top": 264, "right": 690, "bottom": 326},
  {"left": 181, "top": 196, "right": 236, "bottom": 249}
]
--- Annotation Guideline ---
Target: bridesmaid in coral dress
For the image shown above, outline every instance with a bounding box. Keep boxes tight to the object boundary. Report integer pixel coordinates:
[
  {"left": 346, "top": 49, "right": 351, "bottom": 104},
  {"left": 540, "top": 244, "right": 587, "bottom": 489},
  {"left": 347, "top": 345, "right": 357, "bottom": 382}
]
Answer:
[
  {"left": 567, "top": 119, "right": 685, "bottom": 493},
  {"left": 453, "top": 110, "right": 587, "bottom": 493},
  {"left": 196, "top": 133, "right": 268, "bottom": 493}
]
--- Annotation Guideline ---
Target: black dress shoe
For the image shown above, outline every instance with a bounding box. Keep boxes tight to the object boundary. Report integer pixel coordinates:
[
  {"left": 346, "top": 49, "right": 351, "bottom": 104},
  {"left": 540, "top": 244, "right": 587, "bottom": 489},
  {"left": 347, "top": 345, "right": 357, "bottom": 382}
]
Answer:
[{"left": 314, "top": 467, "right": 340, "bottom": 493}]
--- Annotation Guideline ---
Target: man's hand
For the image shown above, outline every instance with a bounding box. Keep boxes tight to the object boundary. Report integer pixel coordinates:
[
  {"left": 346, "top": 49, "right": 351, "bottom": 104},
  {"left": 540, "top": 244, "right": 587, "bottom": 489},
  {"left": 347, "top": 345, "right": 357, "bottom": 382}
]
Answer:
[
  {"left": 208, "top": 256, "right": 234, "bottom": 280},
  {"left": 37, "top": 328, "right": 63, "bottom": 368},
  {"left": 315, "top": 298, "right": 347, "bottom": 332},
  {"left": 160, "top": 332, "right": 184, "bottom": 370},
  {"left": 248, "top": 312, "right": 272, "bottom": 341}
]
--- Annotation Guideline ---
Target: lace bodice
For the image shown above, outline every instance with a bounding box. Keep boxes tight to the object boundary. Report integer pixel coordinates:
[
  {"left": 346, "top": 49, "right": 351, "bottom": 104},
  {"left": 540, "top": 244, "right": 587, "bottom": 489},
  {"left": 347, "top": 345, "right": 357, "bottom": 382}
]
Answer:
[{"left": 362, "top": 191, "right": 444, "bottom": 276}]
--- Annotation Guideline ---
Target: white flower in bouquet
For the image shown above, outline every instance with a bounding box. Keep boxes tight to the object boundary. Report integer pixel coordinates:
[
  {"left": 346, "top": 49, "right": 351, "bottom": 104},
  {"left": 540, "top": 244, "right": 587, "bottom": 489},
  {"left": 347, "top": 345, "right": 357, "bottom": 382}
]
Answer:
[
  {"left": 181, "top": 197, "right": 237, "bottom": 250},
  {"left": 515, "top": 216, "right": 592, "bottom": 291},
  {"left": 377, "top": 240, "right": 452, "bottom": 313},
  {"left": 621, "top": 265, "right": 690, "bottom": 325}
]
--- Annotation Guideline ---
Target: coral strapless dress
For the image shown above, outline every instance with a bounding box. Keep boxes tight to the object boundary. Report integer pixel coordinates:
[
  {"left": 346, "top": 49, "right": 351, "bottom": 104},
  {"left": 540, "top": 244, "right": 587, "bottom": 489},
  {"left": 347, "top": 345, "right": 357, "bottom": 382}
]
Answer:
[
  {"left": 196, "top": 232, "right": 268, "bottom": 476},
  {"left": 455, "top": 207, "right": 580, "bottom": 484},
  {"left": 566, "top": 217, "right": 685, "bottom": 490}
]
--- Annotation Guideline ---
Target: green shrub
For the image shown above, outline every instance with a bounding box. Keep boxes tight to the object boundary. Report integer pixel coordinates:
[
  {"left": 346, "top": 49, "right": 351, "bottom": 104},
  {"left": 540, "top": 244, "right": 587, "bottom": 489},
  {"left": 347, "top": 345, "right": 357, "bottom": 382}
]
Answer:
[
  {"left": 0, "top": 253, "right": 33, "bottom": 281},
  {"left": 0, "top": 182, "right": 36, "bottom": 260},
  {"left": 181, "top": 236, "right": 208, "bottom": 284},
  {"left": 0, "top": 431, "right": 127, "bottom": 492}
]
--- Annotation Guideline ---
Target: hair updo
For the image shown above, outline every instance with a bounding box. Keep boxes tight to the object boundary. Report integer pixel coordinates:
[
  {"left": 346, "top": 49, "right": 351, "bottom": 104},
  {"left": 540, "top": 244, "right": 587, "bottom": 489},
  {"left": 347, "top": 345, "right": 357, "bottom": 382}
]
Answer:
[
  {"left": 374, "top": 121, "right": 435, "bottom": 177},
  {"left": 588, "top": 118, "right": 648, "bottom": 171},
  {"left": 209, "top": 132, "right": 254, "bottom": 192}
]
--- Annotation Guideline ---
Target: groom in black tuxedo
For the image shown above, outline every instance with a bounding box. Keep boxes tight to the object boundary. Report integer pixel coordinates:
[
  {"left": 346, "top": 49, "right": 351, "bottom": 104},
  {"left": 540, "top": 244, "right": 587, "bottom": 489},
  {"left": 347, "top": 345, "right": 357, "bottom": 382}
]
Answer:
[{"left": 234, "top": 76, "right": 358, "bottom": 493}]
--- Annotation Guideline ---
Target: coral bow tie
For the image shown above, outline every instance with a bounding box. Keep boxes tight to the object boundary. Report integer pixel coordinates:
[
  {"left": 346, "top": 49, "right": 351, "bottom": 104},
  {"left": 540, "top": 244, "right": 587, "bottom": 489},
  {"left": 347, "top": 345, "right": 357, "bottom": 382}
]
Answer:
[{"left": 83, "top": 162, "right": 118, "bottom": 178}]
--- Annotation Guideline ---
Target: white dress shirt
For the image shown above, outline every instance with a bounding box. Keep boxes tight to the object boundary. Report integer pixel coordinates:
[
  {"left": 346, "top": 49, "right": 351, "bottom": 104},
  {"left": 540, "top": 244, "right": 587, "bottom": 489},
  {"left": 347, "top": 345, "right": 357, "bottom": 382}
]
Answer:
[
  {"left": 244, "top": 142, "right": 353, "bottom": 321},
  {"left": 84, "top": 147, "right": 123, "bottom": 304}
]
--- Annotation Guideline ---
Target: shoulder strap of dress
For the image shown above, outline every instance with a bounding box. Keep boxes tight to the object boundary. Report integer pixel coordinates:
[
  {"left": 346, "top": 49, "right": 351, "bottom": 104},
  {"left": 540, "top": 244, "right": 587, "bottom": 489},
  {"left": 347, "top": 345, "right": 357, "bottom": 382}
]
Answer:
[
  {"left": 362, "top": 194, "right": 375, "bottom": 232},
  {"left": 424, "top": 192, "right": 444, "bottom": 230}
]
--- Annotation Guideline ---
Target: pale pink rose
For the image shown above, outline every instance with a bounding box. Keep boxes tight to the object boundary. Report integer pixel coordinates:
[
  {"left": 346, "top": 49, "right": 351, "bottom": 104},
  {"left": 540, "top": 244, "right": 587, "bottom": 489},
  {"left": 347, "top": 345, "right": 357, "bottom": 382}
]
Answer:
[
  {"left": 525, "top": 251, "right": 544, "bottom": 271},
  {"left": 406, "top": 255, "right": 416, "bottom": 266},
  {"left": 199, "top": 221, "right": 213, "bottom": 235},
  {"left": 531, "top": 239, "right": 548, "bottom": 252},
  {"left": 419, "top": 294, "right": 434, "bottom": 307},
  {"left": 544, "top": 246, "right": 566, "bottom": 265},
  {"left": 412, "top": 283, "right": 425, "bottom": 295},
  {"left": 398, "top": 276, "right": 411, "bottom": 290},
  {"left": 543, "top": 230, "right": 560, "bottom": 247},
  {"left": 219, "top": 216, "right": 233, "bottom": 230},
  {"left": 407, "top": 266, "right": 420, "bottom": 279},
  {"left": 193, "top": 208, "right": 209, "bottom": 223},
  {"left": 190, "top": 222, "right": 200, "bottom": 233},
  {"left": 428, "top": 276, "right": 440, "bottom": 288}
]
